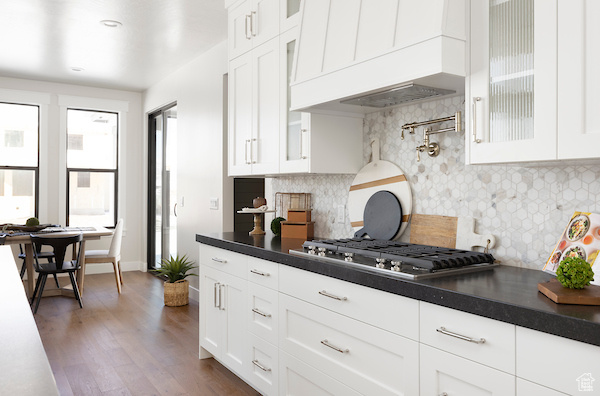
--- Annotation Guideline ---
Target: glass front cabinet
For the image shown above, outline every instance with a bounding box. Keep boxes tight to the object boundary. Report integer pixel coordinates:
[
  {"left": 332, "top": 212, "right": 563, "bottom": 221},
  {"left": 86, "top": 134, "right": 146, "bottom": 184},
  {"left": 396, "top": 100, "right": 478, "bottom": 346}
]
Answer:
[
  {"left": 279, "top": 27, "right": 363, "bottom": 174},
  {"left": 466, "top": 0, "right": 557, "bottom": 164}
]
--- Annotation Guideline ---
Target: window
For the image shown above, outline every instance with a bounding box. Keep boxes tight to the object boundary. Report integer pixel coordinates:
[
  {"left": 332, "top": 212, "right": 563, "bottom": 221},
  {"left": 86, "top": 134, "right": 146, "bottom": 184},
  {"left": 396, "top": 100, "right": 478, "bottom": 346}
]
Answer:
[
  {"left": 66, "top": 109, "right": 118, "bottom": 227},
  {"left": 0, "top": 102, "right": 39, "bottom": 224}
]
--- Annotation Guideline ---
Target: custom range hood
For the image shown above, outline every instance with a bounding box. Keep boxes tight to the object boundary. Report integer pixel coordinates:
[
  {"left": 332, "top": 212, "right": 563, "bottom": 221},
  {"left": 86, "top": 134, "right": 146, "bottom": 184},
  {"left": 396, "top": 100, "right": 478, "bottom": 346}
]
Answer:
[{"left": 290, "top": 0, "right": 466, "bottom": 114}]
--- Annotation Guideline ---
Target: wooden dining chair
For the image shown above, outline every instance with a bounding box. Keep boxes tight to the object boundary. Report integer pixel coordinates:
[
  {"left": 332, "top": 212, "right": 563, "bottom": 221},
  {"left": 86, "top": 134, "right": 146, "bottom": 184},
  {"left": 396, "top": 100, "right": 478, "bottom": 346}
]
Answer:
[
  {"left": 84, "top": 218, "right": 124, "bottom": 293},
  {"left": 29, "top": 233, "right": 84, "bottom": 314}
]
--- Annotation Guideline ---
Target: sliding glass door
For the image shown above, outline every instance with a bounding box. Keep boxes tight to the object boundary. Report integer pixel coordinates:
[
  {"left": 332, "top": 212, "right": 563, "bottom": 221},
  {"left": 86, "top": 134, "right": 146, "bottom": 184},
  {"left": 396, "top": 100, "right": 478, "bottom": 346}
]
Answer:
[{"left": 148, "top": 103, "right": 177, "bottom": 270}]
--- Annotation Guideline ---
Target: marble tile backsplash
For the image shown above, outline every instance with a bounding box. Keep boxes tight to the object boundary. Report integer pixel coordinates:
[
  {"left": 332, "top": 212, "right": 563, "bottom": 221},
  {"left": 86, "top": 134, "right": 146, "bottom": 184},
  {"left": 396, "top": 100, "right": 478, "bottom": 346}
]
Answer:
[{"left": 270, "top": 95, "right": 600, "bottom": 269}]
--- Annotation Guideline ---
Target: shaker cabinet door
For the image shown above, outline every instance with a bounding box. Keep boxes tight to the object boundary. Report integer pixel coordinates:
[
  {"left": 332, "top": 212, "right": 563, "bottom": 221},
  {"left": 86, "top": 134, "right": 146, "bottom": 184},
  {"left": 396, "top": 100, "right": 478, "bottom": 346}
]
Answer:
[
  {"left": 420, "top": 344, "right": 516, "bottom": 396},
  {"left": 557, "top": 0, "right": 600, "bottom": 159},
  {"left": 228, "top": 52, "right": 253, "bottom": 176}
]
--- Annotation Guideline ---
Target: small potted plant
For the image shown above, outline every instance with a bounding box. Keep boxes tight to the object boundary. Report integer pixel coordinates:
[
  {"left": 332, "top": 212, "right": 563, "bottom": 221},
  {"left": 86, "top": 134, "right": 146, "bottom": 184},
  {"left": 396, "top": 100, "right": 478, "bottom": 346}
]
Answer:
[
  {"left": 556, "top": 257, "right": 595, "bottom": 289},
  {"left": 153, "top": 254, "right": 197, "bottom": 306}
]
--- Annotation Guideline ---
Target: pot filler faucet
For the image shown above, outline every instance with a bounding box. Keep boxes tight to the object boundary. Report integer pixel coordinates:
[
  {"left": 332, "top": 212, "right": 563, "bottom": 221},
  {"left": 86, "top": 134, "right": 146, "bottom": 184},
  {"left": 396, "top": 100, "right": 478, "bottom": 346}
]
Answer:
[{"left": 402, "top": 111, "right": 462, "bottom": 162}]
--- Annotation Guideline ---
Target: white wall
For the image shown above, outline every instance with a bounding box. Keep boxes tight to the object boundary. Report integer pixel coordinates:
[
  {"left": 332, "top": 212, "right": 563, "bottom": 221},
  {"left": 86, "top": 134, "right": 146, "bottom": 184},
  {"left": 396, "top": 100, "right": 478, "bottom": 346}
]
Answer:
[
  {"left": 0, "top": 76, "right": 145, "bottom": 271},
  {"left": 143, "top": 41, "right": 233, "bottom": 296}
]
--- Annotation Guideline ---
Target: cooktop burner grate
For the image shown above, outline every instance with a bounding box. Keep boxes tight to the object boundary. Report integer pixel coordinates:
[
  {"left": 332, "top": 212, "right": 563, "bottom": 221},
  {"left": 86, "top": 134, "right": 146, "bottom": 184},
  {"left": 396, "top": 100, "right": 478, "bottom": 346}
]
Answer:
[{"left": 289, "top": 238, "right": 497, "bottom": 280}]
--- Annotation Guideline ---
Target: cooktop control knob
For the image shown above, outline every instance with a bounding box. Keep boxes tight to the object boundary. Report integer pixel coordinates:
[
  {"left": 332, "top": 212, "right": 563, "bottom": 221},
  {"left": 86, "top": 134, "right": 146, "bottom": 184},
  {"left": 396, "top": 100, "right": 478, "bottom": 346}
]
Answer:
[
  {"left": 375, "top": 258, "right": 386, "bottom": 269},
  {"left": 344, "top": 252, "right": 354, "bottom": 262},
  {"left": 318, "top": 247, "right": 327, "bottom": 256},
  {"left": 391, "top": 260, "right": 402, "bottom": 272},
  {"left": 307, "top": 246, "right": 317, "bottom": 255}
]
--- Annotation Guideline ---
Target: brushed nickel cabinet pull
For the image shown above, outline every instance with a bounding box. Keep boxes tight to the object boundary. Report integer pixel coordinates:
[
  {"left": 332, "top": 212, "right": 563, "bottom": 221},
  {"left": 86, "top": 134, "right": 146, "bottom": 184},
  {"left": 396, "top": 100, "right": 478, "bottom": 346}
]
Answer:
[
  {"left": 250, "top": 269, "right": 270, "bottom": 277},
  {"left": 250, "top": 11, "right": 257, "bottom": 37},
  {"left": 214, "top": 283, "right": 220, "bottom": 308},
  {"left": 436, "top": 326, "right": 485, "bottom": 344},
  {"left": 299, "top": 129, "right": 308, "bottom": 159},
  {"left": 251, "top": 308, "right": 271, "bottom": 318},
  {"left": 318, "top": 290, "right": 347, "bottom": 301},
  {"left": 219, "top": 284, "right": 226, "bottom": 311},
  {"left": 251, "top": 138, "right": 257, "bottom": 164},
  {"left": 245, "top": 14, "right": 251, "bottom": 40},
  {"left": 211, "top": 257, "right": 227, "bottom": 263},
  {"left": 472, "top": 97, "right": 482, "bottom": 143},
  {"left": 320, "top": 339, "right": 349, "bottom": 354},
  {"left": 252, "top": 359, "right": 271, "bottom": 372}
]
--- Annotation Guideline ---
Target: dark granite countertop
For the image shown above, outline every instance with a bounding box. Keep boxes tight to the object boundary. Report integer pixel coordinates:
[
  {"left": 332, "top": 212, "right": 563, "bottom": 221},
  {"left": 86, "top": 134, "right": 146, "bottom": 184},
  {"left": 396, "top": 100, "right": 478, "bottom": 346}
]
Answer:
[{"left": 196, "top": 232, "right": 600, "bottom": 347}]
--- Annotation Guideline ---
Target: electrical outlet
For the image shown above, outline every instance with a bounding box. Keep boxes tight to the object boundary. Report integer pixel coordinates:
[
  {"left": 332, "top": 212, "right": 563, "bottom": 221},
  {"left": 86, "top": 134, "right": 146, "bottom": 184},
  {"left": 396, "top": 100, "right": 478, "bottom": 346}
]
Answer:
[
  {"left": 210, "top": 197, "right": 219, "bottom": 210},
  {"left": 336, "top": 204, "right": 345, "bottom": 223}
]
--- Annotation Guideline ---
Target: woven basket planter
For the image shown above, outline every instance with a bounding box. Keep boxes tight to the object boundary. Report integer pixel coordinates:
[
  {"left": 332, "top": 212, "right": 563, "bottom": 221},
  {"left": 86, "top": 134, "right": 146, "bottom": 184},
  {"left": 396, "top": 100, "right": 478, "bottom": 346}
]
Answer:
[{"left": 164, "top": 279, "right": 189, "bottom": 306}]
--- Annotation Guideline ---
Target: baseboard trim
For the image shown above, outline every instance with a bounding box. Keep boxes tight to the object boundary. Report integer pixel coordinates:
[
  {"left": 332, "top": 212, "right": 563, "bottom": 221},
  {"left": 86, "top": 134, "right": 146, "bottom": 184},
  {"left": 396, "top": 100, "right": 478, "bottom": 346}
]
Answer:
[{"left": 189, "top": 285, "right": 199, "bottom": 302}]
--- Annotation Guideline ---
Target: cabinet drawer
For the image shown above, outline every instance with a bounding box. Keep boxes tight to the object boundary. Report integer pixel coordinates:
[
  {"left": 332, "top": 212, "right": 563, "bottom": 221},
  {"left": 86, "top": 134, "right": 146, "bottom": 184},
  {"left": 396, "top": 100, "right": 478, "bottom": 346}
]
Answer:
[
  {"left": 516, "top": 326, "right": 600, "bottom": 395},
  {"left": 199, "top": 244, "right": 247, "bottom": 279},
  {"left": 420, "top": 302, "right": 515, "bottom": 374},
  {"left": 279, "top": 351, "right": 361, "bottom": 396},
  {"left": 516, "top": 378, "right": 568, "bottom": 396},
  {"left": 247, "top": 257, "right": 278, "bottom": 289},
  {"left": 420, "top": 344, "right": 515, "bottom": 396},
  {"left": 247, "top": 282, "right": 278, "bottom": 345},
  {"left": 279, "top": 265, "right": 419, "bottom": 340},
  {"left": 247, "top": 333, "right": 278, "bottom": 396},
  {"left": 279, "top": 294, "right": 419, "bottom": 396}
]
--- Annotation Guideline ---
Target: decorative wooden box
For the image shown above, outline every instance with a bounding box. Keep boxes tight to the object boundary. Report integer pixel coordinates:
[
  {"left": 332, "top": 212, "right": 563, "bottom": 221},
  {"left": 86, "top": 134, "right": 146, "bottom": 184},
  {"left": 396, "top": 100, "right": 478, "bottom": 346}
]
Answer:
[
  {"left": 287, "top": 210, "right": 311, "bottom": 223},
  {"left": 281, "top": 221, "right": 314, "bottom": 240}
]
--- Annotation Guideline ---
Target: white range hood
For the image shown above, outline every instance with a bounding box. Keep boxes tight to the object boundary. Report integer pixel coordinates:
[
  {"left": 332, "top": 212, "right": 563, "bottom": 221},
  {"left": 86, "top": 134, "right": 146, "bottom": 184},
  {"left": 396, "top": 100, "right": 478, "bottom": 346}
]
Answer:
[{"left": 290, "top": 0, "right": 466, "bottom": 114}]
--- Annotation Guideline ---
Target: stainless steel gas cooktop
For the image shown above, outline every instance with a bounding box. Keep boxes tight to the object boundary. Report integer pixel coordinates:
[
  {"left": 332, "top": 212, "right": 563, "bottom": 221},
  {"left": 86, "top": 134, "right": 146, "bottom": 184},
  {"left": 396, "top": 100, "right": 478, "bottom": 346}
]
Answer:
[{"left": 289, "top": 238, "right": 497, "bottom": 280}]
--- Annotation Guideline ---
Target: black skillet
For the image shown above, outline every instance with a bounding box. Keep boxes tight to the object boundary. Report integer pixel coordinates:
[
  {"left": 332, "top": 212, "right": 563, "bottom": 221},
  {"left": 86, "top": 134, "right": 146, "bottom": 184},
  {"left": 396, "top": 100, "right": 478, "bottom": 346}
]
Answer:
[{"left": 353, "top": 190, "right": 403, "bottom": 240}]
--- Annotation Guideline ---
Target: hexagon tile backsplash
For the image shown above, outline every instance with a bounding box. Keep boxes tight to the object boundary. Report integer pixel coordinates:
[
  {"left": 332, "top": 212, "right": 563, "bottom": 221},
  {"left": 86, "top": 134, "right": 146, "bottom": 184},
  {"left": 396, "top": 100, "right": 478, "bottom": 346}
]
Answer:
[{"left": 270, "top": 95, "right": 600, "bottom": 270}]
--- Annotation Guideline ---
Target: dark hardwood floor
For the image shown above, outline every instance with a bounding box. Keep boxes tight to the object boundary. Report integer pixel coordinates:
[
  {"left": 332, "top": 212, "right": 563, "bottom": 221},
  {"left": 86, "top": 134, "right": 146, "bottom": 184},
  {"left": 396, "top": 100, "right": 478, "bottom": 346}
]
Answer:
[{"left": 34, "top": 271, "right": 260, "bottom": 396}]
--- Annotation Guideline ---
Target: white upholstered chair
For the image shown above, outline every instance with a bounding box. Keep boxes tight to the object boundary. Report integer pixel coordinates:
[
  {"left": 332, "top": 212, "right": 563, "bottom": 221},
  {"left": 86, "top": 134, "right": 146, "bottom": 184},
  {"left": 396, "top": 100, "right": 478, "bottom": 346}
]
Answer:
[{"left": 85, "top": 218, "right": 124, "bottom": 293}]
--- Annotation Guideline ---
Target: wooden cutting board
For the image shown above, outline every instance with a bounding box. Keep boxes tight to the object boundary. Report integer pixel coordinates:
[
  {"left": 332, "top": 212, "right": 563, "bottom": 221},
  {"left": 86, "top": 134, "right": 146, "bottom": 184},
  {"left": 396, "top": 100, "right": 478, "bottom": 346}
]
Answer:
[
  {"left": 409, "top": 214, "right": 496, "bottom": 251},
  {"left": 538, "top": 279, "right": 600, "bottom": 305}
]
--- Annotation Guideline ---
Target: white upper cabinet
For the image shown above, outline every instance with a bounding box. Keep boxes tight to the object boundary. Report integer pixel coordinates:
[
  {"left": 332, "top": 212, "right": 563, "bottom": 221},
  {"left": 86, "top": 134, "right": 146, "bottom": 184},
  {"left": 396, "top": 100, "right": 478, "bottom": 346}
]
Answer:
[
  {"left": 279, "top": 27, "right": 363, "bottom": 174},
  {"left": 557, "top": 0, "right": 600, "bottom": 159},
  {"left": 467, "top": 0, "right": 557, "bottom": 164},
  {"left": 228, "top": 38, "right": 280, "bottom": 176},
  {"left": 228, "top": 0, "right": 280, "bottom": 60}
]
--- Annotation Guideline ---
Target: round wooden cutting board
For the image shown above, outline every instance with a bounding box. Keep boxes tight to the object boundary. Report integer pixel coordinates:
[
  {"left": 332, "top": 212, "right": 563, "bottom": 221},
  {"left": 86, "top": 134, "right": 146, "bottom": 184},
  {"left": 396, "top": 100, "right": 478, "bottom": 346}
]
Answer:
[{"left": 348, "top": 138, "right": 412, "bottom": 239}]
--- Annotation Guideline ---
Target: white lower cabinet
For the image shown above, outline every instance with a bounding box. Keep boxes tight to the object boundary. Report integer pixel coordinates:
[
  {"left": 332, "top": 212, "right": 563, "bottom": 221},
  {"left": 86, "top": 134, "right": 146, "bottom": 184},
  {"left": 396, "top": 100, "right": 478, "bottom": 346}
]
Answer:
[
  {"left": 279, "top": 293, "right": 419, "bottom": 396},
  {"left": 420, "top": 302, "right": 515, "bottom": 374},
  {"left": 420, "top": 344, "right": 516, "bottom": 396},
  {"left": 247, "top": 333, "right": 278, "bottom": 396},
  {"left": 516, "top": 378, "right": 568, "bottom": 396},
  {"left": 247, "top": 280, "right": 278, "bottom": 345},
  {"left": 516, "top": 326, "right": 600, "bottom": 395},
  {"left": 279, "top": 351, "right": 361, "bottom": 396},
  {"left": 200, "top": 244, "right": 600, "bottom": 396},
  {"left": 199, "top": 265, "right": 247, "bottom": 377}
]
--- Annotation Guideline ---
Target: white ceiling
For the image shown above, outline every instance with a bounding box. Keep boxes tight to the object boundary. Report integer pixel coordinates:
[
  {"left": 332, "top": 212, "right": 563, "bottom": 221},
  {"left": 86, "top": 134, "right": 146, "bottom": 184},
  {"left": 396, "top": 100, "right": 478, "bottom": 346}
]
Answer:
[{"left": 0, "top": 0, "right": 227, "bottom": 92}]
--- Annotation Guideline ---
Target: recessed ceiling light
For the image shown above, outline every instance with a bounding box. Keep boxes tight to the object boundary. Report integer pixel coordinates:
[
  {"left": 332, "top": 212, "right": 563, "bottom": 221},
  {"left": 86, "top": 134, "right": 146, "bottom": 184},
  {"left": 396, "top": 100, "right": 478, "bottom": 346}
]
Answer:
[
  {"left": 100, "top": 20, "right": 122, "bottom": 28},
  {"left": 71, "top": 67, "right": 85, "bottom": 72}
]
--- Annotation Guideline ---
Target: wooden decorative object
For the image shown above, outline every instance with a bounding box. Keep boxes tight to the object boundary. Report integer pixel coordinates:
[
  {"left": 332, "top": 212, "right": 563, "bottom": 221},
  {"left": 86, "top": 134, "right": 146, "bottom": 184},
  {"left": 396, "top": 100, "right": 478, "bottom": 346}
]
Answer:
[
  {"left": 287, "top": 210, "right": 311, "bottom": 223},
  {"left": 538, "top": 279, "right": 600, "bottom": 305},
  {"left": 164, "top": 279, "right": 189, "bottom": 306},
  {"left": 281, "top": 221, "right": 314, "bottom": 240}
]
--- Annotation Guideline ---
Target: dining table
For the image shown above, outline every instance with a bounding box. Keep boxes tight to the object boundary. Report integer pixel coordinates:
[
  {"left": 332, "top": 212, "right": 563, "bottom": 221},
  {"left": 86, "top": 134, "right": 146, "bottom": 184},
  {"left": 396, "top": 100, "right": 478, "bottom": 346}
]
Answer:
[{"left": 3, "top": 226, "right": 113, "bottom": 298}]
